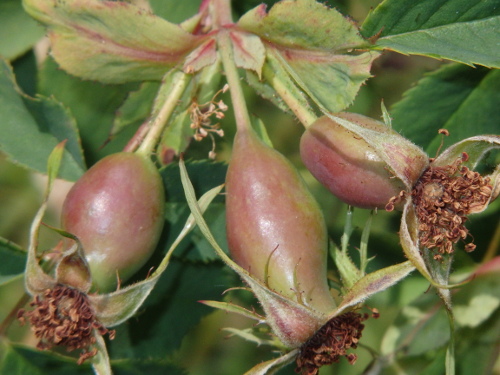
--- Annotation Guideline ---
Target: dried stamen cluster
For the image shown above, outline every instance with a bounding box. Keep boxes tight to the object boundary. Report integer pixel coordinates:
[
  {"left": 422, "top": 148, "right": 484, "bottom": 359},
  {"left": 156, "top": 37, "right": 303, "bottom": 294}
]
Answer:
[
  {"left": 189, "top": 84, "right": 228, "bottom": 159},
  {"left": 295, "top": 312, "right": 366, "bottom": 375},
  {"left": 411, "top": 153, "right": 492, "bottom": 259},
  {"left": 18, "top": 284, "right": 115, "bottom": 364}
]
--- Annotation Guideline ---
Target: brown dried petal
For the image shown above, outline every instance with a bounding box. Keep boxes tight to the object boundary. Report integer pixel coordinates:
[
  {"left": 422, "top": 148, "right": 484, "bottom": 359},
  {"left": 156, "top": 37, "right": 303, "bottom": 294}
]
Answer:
[
  {"left": 18, "top": 285, "right": 115, "bottom": 364},
  {"left": 295, "top": 312, "right": 366, "bottom": 375},
  {"left": 411, "top": 154, "right": 492, "bottom": 257}
]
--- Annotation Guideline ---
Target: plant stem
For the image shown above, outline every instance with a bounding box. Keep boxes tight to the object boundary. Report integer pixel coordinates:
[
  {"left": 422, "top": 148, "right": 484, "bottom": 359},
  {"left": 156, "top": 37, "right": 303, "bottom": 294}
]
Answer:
[
  {"left": 212, "top": 0, "right": 253, "bottom": 133},
  {"left": 218, "top": 31, "right": 253, "bottom": 133},
  {"left": 135, "top": 70, "right": 191, "bottom": 157},
  {"left": 264, "top": 50, "right": 318, "bottom": 127},
  {"left": 267, "top": 71, "right": 317, "bottom": 127}
]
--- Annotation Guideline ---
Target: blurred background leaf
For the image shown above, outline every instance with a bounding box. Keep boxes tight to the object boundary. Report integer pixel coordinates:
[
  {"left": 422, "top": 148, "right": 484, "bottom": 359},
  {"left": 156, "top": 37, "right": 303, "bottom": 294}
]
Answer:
[{"left": 0, "top": 0, "right": 44, "bottom": 61}]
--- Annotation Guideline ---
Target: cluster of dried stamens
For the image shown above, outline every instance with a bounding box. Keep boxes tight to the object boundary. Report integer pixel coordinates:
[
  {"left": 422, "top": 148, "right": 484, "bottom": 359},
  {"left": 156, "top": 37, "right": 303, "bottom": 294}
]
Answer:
[
  {"left": 295, "top": 312, "right": 366, "bottom": 375},
  {"left": 411, "top": 152, "right": 492, "bottom": 260},
  {"left": 17, "top": 284, "right": 115, "bottom": 364},
  {"left": 189, "top": 84, "right": 228, "bottom": 159}
]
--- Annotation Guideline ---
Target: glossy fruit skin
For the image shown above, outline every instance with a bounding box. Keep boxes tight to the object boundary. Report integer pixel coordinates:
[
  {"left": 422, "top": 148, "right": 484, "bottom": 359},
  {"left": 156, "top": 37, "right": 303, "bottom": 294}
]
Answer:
[
  {"left": 61, "top": 152, "right": 164, "bottom": 292},
  {"left": 226, "top": 129, "right": 335, "bottom": 315},
  {"left": 300, "top": 113, "right": 411, "bottom": 209}
]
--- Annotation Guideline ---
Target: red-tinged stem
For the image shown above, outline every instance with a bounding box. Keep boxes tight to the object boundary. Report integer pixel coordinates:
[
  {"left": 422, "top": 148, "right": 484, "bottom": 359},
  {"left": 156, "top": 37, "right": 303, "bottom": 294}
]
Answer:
[{"left": 212, "top": 0, "right": 253, "bottom": 133}]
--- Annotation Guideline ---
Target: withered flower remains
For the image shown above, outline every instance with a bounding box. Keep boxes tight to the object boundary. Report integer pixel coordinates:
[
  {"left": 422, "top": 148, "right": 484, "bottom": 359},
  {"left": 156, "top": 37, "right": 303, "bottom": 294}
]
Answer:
[
  {"left": 296, "top": 312, "right": 367, "bottom": 375},
  {"left": 409, "top": 152, "right": 492, "bottom": 259},
  {"left": 18, "top": 284, "right": 115, "bottom": 364}
]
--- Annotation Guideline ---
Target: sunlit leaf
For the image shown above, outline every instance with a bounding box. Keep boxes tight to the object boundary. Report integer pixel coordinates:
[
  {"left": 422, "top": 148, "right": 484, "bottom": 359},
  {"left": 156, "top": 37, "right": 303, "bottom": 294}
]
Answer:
[
  {"left": 238, "top": 0, "right": 379, "bottom": 114},
  {"left": 230, "top": 31, "right": 265, "bottom": 77},
  {"left": 23, "top": 0, "right": 206, "bottom": 83},
  {"left": 361, "top": 0, "right": 500, "bottom": 68}
]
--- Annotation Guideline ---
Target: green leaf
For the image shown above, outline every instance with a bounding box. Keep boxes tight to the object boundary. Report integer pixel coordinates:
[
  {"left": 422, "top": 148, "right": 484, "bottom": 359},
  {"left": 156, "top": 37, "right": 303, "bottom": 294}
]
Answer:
[
  {"left": 158, "top": 161, "right": 227, "bottom": 262},
  {"left": 111, "top": 82, "right": 161, "bottom": 140},
  {"left": 361, "top": 0, "right": 500, "bottom": 68},
  {"left": 38, "top": 57, "right": 138, "bottom": 165},
  {"left": 0, "top": 341, "right": 82, "bottom": 375},
  {"left": 0, "top": 59, "right": 85, "bottom": 181},
  {"left": 270, "top": 48, "right": 379, "bottom": 114},
  {"left": 162, "top": 161, "right": 227, "bottom": 203},
  {"left": 230, "top": 31, "right": 266, "bottom": 77},
  {"left": 184, "top": 38, "right": 218, "bottom": 73},
  {"left": 238, "top": 0, "right": 379, "bottom": 114},
  {"left": 391, "top": 64, "right": 500, "bottom": 155},
  {"left": 0, "top": 0, "right": 44, "bottom": 60},
  {"left": 0, "top": 341, "right": 184, "bottom": 375},
  {"left": 149, "top": 0, "right": 201, "bottom": 24},
  {"left": 453, "top": 271, "right": 500, "bottom": 328},
  {"left": 23, "top": 0, "right": 206, "bottom": 83},
  {"left": 112, "top": 260, "right": 231, "bottom": 358},
  {"left": 382, "top": 293, "right": 451, "bottom": 357},
  {"left": 239, "top": 0, "right": 367, "bottom": 51},
  {"left": 0, "top": 237, "right": 26, "bottom": 285}
]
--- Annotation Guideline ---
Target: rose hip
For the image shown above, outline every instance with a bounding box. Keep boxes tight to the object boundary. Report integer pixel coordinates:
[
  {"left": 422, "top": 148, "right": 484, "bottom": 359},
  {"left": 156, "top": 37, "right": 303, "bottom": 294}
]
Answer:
[{"left": 61, "top": 152, "right": 164, "bottom": 292}]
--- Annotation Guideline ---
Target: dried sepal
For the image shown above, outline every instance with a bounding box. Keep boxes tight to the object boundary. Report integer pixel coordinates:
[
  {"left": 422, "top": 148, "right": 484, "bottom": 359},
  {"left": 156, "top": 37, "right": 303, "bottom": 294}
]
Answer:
[{"left": 56, "top": 242, "right": 93, "bottom": 293}]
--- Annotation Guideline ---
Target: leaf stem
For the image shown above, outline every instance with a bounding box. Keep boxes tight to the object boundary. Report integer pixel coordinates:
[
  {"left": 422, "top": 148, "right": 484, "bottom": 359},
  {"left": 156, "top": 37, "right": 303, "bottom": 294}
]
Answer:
[
  {"left": 135, "top": 70, "right": 191, "bottom": 157},
  {"left": 266, "top": 71, "right": 317, "bottom": 127},
  {"left": 211, "top": 0, "right": 252, "bottom": 133},
  {"left": 264, "top": 50, "right": 318, "bottom": 127}
]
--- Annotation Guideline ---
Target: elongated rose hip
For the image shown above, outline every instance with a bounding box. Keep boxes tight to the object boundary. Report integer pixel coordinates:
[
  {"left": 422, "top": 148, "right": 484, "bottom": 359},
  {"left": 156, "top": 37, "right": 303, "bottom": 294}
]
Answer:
[
  {"left": 226, "top": 128, "right": 336, "bottom": 318},
  {"left": 61, "top": 152, "right": 165, "bottom": 292}
]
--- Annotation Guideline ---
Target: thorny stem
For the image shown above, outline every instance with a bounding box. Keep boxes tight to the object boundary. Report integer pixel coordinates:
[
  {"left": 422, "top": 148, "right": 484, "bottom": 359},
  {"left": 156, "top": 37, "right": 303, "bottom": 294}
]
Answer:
[{"left": 135, "top": 70, "right": 191, "bottom": 157}]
